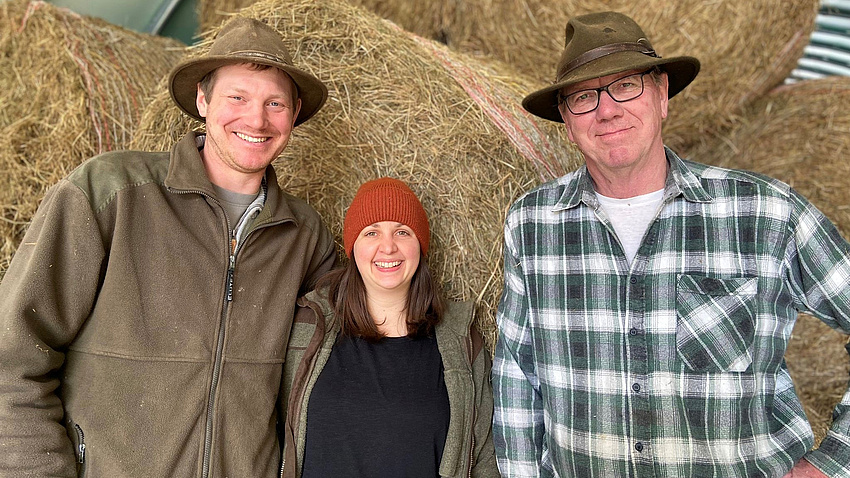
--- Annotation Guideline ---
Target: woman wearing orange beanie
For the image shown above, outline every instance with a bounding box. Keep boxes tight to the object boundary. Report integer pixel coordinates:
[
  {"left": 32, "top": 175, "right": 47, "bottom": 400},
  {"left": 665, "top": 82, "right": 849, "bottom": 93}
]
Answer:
[{"left": 278, "top": 177, "right": 499, "bottom": 477}]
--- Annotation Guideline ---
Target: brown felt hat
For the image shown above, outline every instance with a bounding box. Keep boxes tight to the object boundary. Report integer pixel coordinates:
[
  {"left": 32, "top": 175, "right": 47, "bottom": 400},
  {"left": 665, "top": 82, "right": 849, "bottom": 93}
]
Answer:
[
  {"left": 523, "top": 11, "right": 700, "bottom": 122},
  {"left": 169, "top": 17, "right": 327, "bottom": 126}
]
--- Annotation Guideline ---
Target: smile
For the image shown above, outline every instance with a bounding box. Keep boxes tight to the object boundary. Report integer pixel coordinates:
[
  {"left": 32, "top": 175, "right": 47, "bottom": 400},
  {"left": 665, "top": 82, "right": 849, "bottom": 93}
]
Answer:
[
  {"left": 235, "top": 132, "right": 269, "bottom": 143},
  {"left": 597, "top": 127, "right": 632, "bottom": 137},
  {"left": 375, "top": 261, "right": 402, "bottom": 269}
]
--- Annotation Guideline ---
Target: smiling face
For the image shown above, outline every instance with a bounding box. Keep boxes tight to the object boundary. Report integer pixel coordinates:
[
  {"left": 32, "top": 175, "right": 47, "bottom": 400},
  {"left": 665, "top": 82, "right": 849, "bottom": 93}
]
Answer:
[
  {"left": 559, "top": 68, "right": 669, "bottom": 182},
  {"left": 352, "top": 221, "right": 421, "bottom": 298},
  {"left": 195, "top": 63, "right": 302, "bottom": 193}
]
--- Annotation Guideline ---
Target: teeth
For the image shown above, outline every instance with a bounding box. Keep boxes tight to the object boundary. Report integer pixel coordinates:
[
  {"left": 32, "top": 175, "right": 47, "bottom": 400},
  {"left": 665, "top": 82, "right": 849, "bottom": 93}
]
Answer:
[
  {"left": 375, "top": 261, "right": 401, "bottom": 268},
  {"left": 235, "top": 132, "right": 268, "bottom": 143}
]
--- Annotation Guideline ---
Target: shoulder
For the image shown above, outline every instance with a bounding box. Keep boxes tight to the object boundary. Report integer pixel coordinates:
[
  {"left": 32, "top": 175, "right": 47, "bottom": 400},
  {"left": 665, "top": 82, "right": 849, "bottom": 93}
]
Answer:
[
  {"left": 682, "top": 158, "right": 795, "bottom": 200},
  {"left": 438, "top": 299, "right": 476, "bottom": 338},
  {"left": 278, "top": 190, "right": 330, "bottom": 234},
  {"left": 65, "top": 149, "right": 170, "bottom": 212},
  {"left": 510, "top": 173, "right": 575, "bottom": 211}
]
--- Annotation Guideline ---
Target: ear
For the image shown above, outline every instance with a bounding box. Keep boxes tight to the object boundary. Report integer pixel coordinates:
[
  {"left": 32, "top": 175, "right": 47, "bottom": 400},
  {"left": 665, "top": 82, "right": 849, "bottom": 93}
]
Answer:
[
  {"left": 558, "top": 102, "right": 576, "bottom": 142},
  {"left": 292, "top": 97, "right": 302, "bottom": 126},
  {"left": 658, "top": 72, "right": 669, "bottom": 120},
  {"left": 196, "top": 83, "right": 208, "bottom": 119}
]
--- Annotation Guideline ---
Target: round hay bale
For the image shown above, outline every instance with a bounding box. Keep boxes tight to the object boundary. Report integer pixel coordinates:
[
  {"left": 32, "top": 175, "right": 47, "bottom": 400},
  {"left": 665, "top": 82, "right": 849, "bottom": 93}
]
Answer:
[
  {"left": 131, "top": 0, "right": 582, "bottom": 347},
  {"left": 0, "top": 0, "right": 184, "bottom": 276},
  {"left": 346, "top": 0, "right": 819, "bottom": 156},
  {"left": 689, "top": 77, "right": 850, "bottom": 238},
  {"left": 197, "top": 0, "right": 819, "bottom": 162},
  {"left": 198, "top": 0, "right": 255, "bottom": 32},
  {"left": 688, "top": 76, "right": 850, "bottom": 447}
]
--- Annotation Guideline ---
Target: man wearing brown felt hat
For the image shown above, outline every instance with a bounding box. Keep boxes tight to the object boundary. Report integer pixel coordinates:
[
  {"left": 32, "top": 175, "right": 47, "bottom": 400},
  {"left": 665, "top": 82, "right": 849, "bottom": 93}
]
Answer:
[
  {"left": 493, "top": 11, "right": 849, "bottom": 478},
  {"left": 0, "top": 16, "right": 336, "bottom": 477}
]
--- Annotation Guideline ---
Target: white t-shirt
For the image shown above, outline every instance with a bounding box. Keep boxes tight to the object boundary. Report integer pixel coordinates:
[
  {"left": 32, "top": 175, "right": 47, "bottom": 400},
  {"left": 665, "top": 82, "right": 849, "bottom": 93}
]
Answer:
[{"left": 595, "top": 189, "right": 665, "bottom": 265}]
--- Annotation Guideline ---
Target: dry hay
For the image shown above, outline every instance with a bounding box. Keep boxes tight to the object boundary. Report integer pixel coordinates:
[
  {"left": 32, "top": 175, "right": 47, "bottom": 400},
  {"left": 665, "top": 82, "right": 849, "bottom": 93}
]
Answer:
[
  {"left": 688, "top": 77, "right": 850, "bottom": 446},
  {"left": 0, "top": 0, "right": 184, "bottom": 277},
  {"left": 198, "top": 0, "right": 256, "bottom": 32},
  {"left": 198, "top": 0, "right": 818, "bottom": 155},
  {"left": 131, "top": 0, "right": 582, "bottom": 346}
]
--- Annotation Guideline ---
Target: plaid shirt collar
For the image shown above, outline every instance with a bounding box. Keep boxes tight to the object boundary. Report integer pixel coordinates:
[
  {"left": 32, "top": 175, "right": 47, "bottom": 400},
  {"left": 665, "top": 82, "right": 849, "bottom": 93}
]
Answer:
[{"left": 553, "top": 146, "right": 714, "bottom": 212}]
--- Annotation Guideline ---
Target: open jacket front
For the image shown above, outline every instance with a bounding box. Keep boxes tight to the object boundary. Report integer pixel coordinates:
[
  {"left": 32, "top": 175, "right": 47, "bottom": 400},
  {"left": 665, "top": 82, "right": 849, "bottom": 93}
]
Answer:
[{"left": 279, "top": 289, "right": 500, "bottom": 478}]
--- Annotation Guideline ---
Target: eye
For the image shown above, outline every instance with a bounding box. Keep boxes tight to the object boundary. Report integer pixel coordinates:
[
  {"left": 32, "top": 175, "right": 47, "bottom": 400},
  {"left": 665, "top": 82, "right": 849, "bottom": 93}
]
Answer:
[
  {"left": 230, "top": 95, "right": 244, "bottom": 101},
  {"left": 615, "top": 78, "right": 640, "bottom": 91},
  {"left": 363, "top": 230, "right": 377, "bottom": 237},
  {"left": 396, "top": 230, "right": 410, "bottom": 236}
]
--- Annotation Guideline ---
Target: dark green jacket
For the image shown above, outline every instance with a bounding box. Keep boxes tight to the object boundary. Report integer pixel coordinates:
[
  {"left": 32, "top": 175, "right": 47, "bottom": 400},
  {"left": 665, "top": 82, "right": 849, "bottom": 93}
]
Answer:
[
  {"left": 280, "top": 289, "right": 500, "bottom": 478},
  {"left": 0, "top": 132, "right": 336, "bottom": 477}
]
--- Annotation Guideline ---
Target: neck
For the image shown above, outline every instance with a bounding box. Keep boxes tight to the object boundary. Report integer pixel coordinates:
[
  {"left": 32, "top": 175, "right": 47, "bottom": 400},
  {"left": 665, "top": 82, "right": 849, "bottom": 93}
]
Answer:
[
  {"left": 366, "top": 290, "right": 409, "bottom": 337},
  {"left": 587, "top": 149, "right": 668, "bottom": 199},
  {"left": 200, "top": 151, "right": 263, "bottom": 195}
]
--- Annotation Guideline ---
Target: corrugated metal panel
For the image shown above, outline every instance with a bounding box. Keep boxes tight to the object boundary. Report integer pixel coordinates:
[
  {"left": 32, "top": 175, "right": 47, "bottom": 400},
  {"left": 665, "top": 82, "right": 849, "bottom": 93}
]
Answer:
[{"left": 788, "top": 0, "right": 850, "bottom": 82}]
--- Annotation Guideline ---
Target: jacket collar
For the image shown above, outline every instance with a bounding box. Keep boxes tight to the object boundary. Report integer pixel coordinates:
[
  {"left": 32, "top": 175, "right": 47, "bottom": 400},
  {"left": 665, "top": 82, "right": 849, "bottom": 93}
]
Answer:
[
  {"left": 163, "top": 132, "right": 298, "bottom": 226},
  {"left": 435, "top": 300, "right": 475, "bottom": 337},
  {"left": 554, "top": 146, "right": 713, "bottom": 211}
]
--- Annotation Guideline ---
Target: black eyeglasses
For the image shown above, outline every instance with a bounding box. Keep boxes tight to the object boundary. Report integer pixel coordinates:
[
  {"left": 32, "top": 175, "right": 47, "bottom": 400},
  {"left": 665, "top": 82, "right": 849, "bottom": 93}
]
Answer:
[{"left": 558, "top": 70, "right": 655, "bottom": 115}]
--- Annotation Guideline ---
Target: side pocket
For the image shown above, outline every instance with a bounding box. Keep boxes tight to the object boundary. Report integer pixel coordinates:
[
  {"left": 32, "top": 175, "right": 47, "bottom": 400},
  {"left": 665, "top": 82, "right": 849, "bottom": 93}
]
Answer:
[
  {"left": 68, "top": 422, "right": 86, "bottom": 476},
  {"left": 676, "top": 275, "right": 757, "bottom": 372}
]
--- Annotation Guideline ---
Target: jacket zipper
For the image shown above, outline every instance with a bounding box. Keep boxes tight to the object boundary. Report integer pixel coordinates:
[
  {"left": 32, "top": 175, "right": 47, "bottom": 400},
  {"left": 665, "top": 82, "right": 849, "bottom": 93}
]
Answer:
[
  {"left": 466, "top": 333, "right": 475, "bottom": 478},
  {"left": 201, "top": 230, "right": 237, "bottom": 478},
  {"left": 74, "top": 423, "right": 86, "bottom": 464},
  {"left": 167, "top": 183, "right": 277, "bottom": 478}
]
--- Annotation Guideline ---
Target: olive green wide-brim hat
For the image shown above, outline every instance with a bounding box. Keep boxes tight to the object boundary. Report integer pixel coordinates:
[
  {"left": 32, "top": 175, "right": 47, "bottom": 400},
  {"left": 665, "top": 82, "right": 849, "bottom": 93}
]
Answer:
[
  {"left": 523, "top": 11, "right": 700, "bottom": 123},
  {"left": 169, "top": 17, "right": 328, "bottom": 127}
]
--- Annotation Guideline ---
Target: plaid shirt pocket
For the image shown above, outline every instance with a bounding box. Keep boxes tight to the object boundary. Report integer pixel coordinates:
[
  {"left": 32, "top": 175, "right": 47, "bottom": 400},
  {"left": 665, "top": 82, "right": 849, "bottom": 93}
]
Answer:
[{"left": 676, "top": 275, "right": 758, "bottom": 372}]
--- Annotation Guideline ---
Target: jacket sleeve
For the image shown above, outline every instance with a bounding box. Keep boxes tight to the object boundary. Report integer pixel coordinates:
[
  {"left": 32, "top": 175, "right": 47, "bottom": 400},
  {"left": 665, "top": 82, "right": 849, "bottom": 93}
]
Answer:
[
  {"left": 0, "top": 181, "right": 104, "bottom": 477},
  {"left": 783, "top": 190, "right": 850, "bottom": 477},
  {"left": 492, "top": 220, "right": 553, "bottom": 478},
  {"left": 470, "top": 328, "right": 501, "bottom": 478}
]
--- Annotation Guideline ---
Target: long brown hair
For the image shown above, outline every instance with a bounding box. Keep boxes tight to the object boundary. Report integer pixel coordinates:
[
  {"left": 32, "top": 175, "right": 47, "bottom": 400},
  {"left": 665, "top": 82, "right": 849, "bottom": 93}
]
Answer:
[{"left": 317, "top": 254, "right": 444, "bottom": 341}]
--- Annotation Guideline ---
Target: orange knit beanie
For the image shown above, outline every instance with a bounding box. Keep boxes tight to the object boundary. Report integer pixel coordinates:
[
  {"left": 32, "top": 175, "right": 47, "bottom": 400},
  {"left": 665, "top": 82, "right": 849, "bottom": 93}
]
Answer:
[{"left": 343, "top": 177, "right": 430, "bottom": 257}]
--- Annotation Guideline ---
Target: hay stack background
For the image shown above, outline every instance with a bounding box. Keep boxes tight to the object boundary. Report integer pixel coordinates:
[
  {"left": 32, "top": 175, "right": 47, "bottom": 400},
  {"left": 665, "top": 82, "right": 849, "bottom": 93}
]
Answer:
[
  {"left": 198, "top": 0, "right": 818, "bottom": 155},
  {"left": 688, "top": 77, "right": 850, "bottom": 445},
  {"left": 132, "top": 0, "right": 582, "bottom": 345},
  {"left": 0, "top": 0, "right": 183, "bottom": 276}
]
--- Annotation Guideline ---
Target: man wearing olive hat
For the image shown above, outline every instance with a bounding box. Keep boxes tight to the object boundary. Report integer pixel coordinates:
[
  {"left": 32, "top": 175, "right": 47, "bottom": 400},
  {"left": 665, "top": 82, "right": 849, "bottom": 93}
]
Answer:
[
  {"left": 493, "top": 11, "right": 850, "bottom": 478},
  {"left": 0, "top": 17, "right": 335, "bottom": 477}
]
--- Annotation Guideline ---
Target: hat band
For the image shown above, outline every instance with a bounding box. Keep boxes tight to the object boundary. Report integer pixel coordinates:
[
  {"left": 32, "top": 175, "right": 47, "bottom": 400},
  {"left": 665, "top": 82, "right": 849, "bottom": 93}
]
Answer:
[
  {"left": 228, "top": 50, "right": 291, "bottom": 66},
  {"left": 556, "top": 41, "right": 659, "bottom": 83}
]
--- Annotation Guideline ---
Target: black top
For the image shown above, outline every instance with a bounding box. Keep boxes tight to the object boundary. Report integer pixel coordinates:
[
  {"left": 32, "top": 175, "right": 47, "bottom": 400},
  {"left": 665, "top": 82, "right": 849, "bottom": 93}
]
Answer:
[{"left": 302, "top": 334, "right": 450, "bottom": 477}]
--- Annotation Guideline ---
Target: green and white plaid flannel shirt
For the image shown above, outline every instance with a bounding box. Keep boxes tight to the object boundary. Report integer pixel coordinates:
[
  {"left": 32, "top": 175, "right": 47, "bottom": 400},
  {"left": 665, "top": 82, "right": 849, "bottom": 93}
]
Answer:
[{"left": 493, "top": 148, "right": 850, "bottom": 477}]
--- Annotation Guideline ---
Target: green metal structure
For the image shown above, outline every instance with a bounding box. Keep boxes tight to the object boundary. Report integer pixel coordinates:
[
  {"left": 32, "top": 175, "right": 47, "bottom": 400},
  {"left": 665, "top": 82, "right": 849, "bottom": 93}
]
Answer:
[{"left": 47, "top": 0, "right": 199, "bottom": 45}]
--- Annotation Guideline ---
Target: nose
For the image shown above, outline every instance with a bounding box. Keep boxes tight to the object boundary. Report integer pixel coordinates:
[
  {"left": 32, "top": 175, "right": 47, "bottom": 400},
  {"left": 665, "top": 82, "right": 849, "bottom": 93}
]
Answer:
[
  {"left": 243, "top": 101, "right": 268, "bottom": 130},
  {"left": 595, "top": 89, "right": 623, "bottom": 119},
  {"left": 378, "top": 234, "right": 397, "bottom": 253}
]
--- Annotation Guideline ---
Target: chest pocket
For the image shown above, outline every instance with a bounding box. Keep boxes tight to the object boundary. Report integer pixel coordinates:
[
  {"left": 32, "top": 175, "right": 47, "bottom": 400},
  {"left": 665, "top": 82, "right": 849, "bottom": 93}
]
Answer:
[{"left": 676, "top": 274, "right": 757, "bottom": 372}]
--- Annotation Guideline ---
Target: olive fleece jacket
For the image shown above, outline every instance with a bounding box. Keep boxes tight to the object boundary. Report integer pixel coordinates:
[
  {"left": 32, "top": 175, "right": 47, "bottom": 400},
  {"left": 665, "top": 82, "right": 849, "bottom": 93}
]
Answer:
[
  {"left": 0, "top": 132, "right": 336, "bottom": 477},
  {"left": 279, "top": 289, "right": 501, "bottom": 478}
]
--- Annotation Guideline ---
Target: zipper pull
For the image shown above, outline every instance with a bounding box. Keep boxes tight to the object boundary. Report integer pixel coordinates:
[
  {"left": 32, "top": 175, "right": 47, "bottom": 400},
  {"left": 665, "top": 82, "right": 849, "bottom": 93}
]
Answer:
[
  {"left": 226, "top": 267, "right": 234, "bottom": 302},
  {"left": 74, "top": 424, "right": 86, "bottom": 464},
  {"left": 227, "top": 234, "right": 237, "bottom": 302}
]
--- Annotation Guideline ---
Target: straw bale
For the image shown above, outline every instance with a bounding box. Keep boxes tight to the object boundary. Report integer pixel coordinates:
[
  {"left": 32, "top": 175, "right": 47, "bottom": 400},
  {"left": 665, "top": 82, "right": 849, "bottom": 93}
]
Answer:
[
  {"left": 197, "top": 0, "right": 817, "bottom": 158},
  {"left": 688, "top": 77, "right": 850, "bottom": 446},
  {"left": 0, "top": 0, "right": 184, "bottom": 277},
  {"left": 132, "top": 0, "right": 581, "bottom": 346}
]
